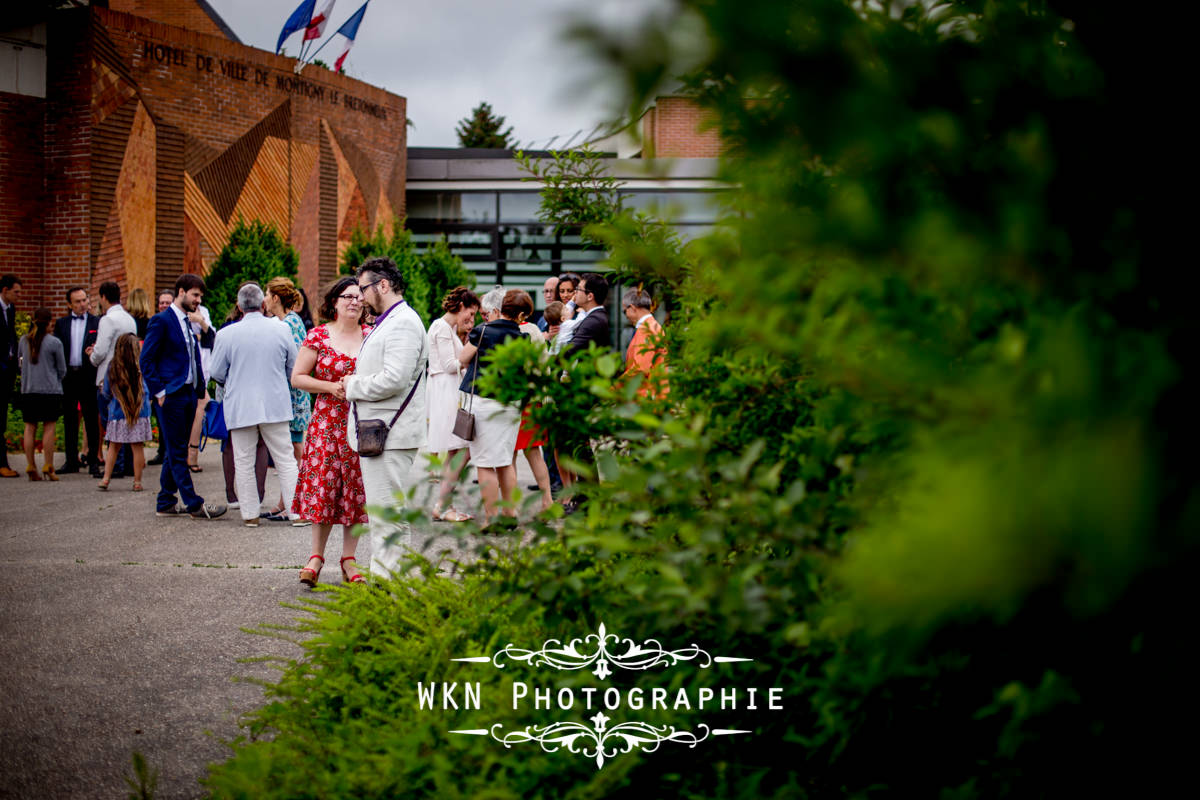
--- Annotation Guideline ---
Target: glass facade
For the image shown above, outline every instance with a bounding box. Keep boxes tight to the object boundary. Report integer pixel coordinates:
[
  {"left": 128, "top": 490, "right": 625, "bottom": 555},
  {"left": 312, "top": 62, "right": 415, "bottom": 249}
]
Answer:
[{"left": 406, "top": 189, "right": 723, "bottom": 295}]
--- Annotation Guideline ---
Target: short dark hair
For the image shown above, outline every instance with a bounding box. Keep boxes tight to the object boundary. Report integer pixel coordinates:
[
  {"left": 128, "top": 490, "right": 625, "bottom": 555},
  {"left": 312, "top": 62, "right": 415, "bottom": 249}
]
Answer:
[
  {"left": 441, "top": 286, "right": 481, "bottom": 314},
  {"left": 157, "top": 289, "right": 175, "bottom": 300},
  {"left": 320, "top": 276, "right": 359, "bottom": 322},
  {"left": 356, "top": 257, "right": 405, "bottom": 294},
  {"left": 580, "top": 272, "right": 609, "bottom": 306},
  {"left": 65, "top": 286, "right": 86, "bottom": 302},
  {"left": 174, "top": 273, "right": 206, "bottom": 295},
  {"left": 0, "top": 274, "right": 21, "bottom": 291},
  {"left": 501, "top": 289, "right": 534, "bottom": 321},
  {"left": 99, "top": 281, "right": 121, "bottom": 304}
]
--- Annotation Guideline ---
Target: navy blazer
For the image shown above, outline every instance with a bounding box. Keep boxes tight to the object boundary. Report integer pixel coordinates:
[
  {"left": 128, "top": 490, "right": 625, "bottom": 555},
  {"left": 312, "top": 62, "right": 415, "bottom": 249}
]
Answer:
[
  {"left": 53, "top": 313, "right": 100, "bottom": 379},
  {"left": 565, "top": 307, "right": 611, "bottom": 357},
  {"left": 0, "top": 302, "right": 16, "bottom": 371},
  {"left": 140, "top": 307, "right": 205, "bottom": 398}
]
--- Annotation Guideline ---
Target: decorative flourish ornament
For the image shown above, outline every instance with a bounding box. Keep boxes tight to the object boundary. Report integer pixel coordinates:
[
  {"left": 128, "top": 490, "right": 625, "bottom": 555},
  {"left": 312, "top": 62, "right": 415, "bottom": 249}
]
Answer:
[
  {"left": 454, "top": 622, "right": 751, "bottom": 679},
  {"left": 482, "top": 717, "right": 745, "bottom": 769}
]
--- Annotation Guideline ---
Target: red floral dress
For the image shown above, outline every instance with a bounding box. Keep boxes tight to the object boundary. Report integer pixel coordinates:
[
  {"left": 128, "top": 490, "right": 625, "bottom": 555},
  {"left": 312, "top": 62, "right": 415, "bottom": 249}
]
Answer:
[{"left": 291, "top": 325, "right": 370, "bottom": 525}]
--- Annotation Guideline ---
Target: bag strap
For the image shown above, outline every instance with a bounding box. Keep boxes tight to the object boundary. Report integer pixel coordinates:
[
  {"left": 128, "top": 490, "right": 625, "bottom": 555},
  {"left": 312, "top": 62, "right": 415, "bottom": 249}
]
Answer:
[
  {"left": 463, "top": 320, "right": 488, "bottom": 414},
  {"left": 352, "top": 361, "right": 425, "bottom": 430}
]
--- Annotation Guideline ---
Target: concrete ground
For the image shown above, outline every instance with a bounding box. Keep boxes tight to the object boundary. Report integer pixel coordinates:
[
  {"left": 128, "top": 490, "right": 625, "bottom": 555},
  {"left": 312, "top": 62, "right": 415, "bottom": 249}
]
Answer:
[{"left": 0, "top": 443, "right": 538, "bottom": 799}]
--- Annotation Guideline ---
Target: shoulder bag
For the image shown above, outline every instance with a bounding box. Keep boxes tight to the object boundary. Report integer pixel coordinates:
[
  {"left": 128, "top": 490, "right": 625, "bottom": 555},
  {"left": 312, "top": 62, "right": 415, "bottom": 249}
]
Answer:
[
  {"left": 452, "top": 322, "right": 488, "bottom": 441},
  {"left": 353, "top": 369, "right": 424, "bottom": 458}
]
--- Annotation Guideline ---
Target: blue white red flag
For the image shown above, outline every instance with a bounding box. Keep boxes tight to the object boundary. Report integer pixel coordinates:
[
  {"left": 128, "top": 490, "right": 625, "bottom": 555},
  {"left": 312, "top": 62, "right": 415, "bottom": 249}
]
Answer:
[
  {"left": 276, "top": 0, "right": 317, "bottom": 54},
  {"left": 304, "top": 0, "right": 338, "bottom": 41},
  {"left": 331, "top": 1, "right": 370, "bottom": 73}
]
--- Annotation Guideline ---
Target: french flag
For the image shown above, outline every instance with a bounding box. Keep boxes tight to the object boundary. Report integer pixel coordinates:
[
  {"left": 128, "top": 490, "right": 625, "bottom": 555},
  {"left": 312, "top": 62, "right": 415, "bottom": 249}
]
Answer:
[
  {"left": 331, "top": 1, "right": 370, "bottom": 73},
  {"left": 276, "top": 0, "right": 315, "bottom": 54},
  {"left": 304, "top": 0, "right": 337, "bottom": 41}
]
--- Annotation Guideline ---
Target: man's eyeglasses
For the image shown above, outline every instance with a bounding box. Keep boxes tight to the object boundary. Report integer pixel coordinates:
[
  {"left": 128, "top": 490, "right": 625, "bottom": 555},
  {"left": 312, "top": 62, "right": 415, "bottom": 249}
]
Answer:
[
  {"left": 338, "top": 294, "right": 362, "bottom": 302},
  {"left": 357, "top": 279, "right": 382, "bottom": 293}
]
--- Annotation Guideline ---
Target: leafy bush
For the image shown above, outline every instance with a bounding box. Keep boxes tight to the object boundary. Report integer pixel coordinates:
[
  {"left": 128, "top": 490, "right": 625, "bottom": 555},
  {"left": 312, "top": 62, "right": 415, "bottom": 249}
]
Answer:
[
  {"left": 339, "top": 216, "right": 475, "bottom": 325},
  {"left": 203, "top": 218, "right": 299, "bottom": 325}
]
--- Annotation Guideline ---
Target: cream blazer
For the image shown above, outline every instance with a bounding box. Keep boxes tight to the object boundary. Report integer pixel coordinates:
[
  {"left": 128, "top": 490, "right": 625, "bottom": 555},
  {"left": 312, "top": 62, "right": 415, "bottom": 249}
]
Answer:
[{"left": 344, "top": 300, "right": 428, "bottom": 452}]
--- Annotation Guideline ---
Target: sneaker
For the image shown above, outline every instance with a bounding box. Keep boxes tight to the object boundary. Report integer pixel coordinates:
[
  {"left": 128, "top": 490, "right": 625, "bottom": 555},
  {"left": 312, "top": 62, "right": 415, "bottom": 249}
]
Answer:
[
  {"left": 290, "top": 516, "right": 311, "bottom": 527},
  {"left": 262, "top": 509, "right": 289, "bottom": 522},
  {"left": 188, "top": 503, "right": 227, "bottom": 520},
  {"left": 243, "top": 517, "right": 260, "bottom": 527},
  {"left": 156, "top": 505, "right": 185, "bottom": 517}
]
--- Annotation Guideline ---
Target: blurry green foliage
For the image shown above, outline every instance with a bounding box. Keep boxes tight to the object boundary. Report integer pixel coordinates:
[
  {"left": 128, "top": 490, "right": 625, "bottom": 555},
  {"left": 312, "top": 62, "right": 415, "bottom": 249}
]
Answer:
[
  {"left": 213, "top": 1, "right": 1194, "bottom": 797},
  {"left": 204, "top": 218, "right": 299, "bottom": 325},
  {"left": 338, "top": 216, "right": 475, "bottom": 325}
]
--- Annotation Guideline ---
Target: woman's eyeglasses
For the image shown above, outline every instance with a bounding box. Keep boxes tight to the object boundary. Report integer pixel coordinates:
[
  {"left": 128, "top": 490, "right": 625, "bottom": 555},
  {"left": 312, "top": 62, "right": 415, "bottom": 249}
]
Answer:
[{"left": 338, "top": 294, "right": 362, "bottom": 302}]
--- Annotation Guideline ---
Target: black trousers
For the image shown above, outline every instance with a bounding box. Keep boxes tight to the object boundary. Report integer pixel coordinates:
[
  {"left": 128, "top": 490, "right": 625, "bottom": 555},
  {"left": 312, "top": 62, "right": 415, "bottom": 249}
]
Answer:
[
  {"left": 61, "top": 367, "right": 99, "bottom": 467},
  {"left": 0, "top": 367, "right": 12, "bottom": 469}
]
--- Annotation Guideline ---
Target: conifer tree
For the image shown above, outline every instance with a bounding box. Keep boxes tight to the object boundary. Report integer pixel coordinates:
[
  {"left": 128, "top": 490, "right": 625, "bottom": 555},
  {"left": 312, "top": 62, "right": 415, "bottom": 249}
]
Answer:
[{"left": 455, "top": 101, "right": 515, "bottom": 148}]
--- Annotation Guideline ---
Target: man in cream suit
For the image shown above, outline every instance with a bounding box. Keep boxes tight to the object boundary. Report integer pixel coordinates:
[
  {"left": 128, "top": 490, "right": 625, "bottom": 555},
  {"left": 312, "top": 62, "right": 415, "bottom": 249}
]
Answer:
[{"left": 342, "top": 257, "right": 428, "bottom": 575}]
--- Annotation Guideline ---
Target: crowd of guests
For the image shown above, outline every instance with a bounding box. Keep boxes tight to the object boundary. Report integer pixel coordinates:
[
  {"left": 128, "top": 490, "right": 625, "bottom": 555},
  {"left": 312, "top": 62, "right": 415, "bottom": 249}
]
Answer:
[{"left": 0, "top": 263, "right": 668, "bottom": 583}]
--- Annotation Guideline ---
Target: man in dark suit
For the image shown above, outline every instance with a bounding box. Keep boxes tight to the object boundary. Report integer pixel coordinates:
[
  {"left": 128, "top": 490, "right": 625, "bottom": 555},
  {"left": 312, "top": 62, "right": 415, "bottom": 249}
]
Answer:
[
  {"left": 564, "top": 272, "right": 612, "bottom": 358},
  {"left": 52, "top": 287, "right": 101, "bottom": 474},
  {"left": 0, "top": 274, "right": 23, "bottom": 478},
  {"left": 139, "top": 274, "right": 225, "bottom": 520}
]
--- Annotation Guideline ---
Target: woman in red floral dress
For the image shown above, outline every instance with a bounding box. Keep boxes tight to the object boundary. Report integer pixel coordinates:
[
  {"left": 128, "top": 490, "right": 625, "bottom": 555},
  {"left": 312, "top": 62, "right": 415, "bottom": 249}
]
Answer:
[{"left": 290, "top": 277, "right": 370, "bottom": 586}]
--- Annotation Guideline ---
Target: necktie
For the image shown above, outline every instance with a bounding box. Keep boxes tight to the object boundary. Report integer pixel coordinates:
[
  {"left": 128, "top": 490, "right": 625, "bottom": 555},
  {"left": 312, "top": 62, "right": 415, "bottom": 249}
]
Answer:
[{"left": 185, "top": 320, "right": 199, "bottom": 389}]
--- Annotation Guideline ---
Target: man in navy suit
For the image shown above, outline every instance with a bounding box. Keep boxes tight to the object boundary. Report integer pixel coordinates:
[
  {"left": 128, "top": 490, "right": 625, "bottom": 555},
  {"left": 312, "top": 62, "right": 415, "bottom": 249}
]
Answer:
[
  {"left": 0, "top": 274, "right": 23, "bottom": 478},
  {"left": 139, "top": 274, "right": 226, "bottom": 520},
  {"left": 564, "top": 272, "right": 612, "bottom": 358},
  {"left": 52, "top": 287, "right": 100, "bottom": 474}
]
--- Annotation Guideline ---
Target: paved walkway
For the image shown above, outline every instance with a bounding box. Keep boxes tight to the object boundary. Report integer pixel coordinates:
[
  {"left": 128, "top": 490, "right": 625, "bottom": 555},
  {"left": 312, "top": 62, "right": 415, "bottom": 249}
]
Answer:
[{"left": 0, "top": 444, "right": 533, "bottom": 799}]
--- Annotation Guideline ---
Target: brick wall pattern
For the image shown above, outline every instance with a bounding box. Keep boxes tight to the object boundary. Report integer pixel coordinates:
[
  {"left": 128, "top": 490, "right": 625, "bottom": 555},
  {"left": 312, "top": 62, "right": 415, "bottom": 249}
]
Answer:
[
  {"left": 0, "top": 2, "right": 407, "bottom": 310},
  {"left": 643, "top": 96, "right": 724, "bottom": 159}
]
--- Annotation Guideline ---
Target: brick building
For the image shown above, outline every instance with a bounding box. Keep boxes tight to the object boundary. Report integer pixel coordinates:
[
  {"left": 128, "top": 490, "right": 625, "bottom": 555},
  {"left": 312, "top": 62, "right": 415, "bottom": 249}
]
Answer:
[{"left": 1, "top": 0, "right": 407, "bottom": 309}]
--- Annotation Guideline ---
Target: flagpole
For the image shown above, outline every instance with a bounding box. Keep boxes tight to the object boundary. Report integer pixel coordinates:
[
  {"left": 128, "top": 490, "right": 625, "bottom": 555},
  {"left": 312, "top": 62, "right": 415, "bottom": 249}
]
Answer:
[{"left": 303, "top": 32, "right": 336, "bottom": 62}]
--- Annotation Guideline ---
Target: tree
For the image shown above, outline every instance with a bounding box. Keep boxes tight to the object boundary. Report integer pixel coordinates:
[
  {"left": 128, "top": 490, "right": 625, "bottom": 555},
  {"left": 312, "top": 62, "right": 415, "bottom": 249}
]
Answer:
[
  {"left": 455, "top": 101, "right": 515, "bottom": 148},
  {"left": 514, "top": 144, "right": 624, "bottom": 249},
  {"left": 338, "top": 215, "right": 475, "bottom": 325},
  {"left": 203, "top": 218, "right": 298, "bottom": 325}
]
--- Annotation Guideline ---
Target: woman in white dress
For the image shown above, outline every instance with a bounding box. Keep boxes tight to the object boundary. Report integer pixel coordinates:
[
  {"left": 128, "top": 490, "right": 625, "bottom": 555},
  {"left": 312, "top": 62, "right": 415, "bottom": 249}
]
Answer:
[{"left": 427, "top": 286, "right": 481, "bottom": 521}]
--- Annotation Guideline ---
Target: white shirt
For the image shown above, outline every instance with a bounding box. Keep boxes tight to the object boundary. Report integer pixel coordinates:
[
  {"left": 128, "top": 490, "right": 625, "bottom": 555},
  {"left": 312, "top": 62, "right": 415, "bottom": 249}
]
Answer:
[
  {"left": 68, "top": 314, "right": 87, "bottom": 367},
  {"left": 169, "top": 304, "right": 198, "bottom": 387},
  {"left": 89, "top": 303, "right": 137, "bottom": 386}
]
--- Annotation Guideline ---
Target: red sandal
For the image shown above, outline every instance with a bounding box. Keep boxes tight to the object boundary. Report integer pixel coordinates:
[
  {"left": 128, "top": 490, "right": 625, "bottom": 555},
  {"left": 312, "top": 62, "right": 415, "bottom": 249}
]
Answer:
[
  {"left": 299, "top": 554, "right": 324, "bottom": 587},
  {"left": 340, "top": 556, "right": 366, "bottom": 584}
]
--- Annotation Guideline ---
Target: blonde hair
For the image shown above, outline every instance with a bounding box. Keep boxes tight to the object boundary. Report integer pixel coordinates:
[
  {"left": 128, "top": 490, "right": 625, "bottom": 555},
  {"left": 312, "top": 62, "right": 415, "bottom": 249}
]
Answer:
[{"left": 126, "top": 287, "right": 152, "bottom": 319}]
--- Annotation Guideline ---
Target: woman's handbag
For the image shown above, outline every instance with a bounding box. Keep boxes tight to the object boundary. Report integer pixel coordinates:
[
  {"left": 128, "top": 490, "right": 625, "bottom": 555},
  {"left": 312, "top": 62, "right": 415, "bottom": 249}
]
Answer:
[
  {"left": 353, "top": 372, "right": 424, "bottom": 457},
  {"left": 451, "top": 322, "right": 486, "bottom": 441},
  {"left": 452, "top": 404, "right": 475, "bottom": 441},
  {"left": 199, "top": 399, "right": 228, "bottom": 450}
]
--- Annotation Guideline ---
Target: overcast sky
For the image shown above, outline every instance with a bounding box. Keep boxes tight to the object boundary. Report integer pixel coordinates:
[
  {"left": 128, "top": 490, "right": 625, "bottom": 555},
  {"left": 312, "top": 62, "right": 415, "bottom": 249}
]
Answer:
[{"left": 208, "top": 0, "right": 673, "bottom": 148}]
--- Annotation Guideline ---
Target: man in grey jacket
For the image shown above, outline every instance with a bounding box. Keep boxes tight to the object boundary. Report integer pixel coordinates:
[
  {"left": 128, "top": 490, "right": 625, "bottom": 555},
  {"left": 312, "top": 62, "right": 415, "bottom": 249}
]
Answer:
[
  {"left": 342, "top": 257, "right": 427, "bottom": 575},
  {"left": 208, "top": 283, "right": 300, "bottom": 527}
]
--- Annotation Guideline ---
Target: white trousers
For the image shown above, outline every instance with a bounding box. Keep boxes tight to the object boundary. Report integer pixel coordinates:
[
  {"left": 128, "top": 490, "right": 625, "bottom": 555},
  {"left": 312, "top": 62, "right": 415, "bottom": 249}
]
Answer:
[
  {"left": 359, "top": 447, "right": 417, "bottom": 576},
  {"left": 230, "top": 421, "right": 297, "bottom": 522}
]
